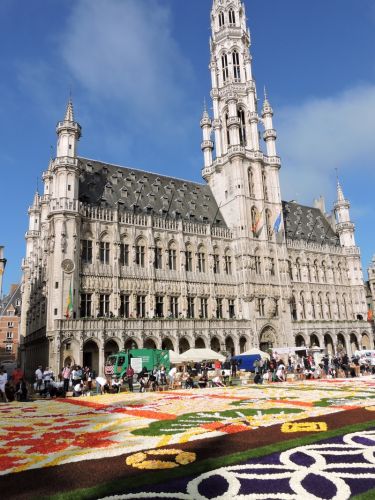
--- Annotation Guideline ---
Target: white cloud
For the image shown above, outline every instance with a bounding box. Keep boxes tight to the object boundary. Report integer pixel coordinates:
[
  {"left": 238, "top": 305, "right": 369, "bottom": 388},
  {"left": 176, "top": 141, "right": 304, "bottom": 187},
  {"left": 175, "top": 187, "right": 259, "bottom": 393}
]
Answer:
[
  {"left": 60, "top": 0, "right": 194, "bottom": 126},
  {"left": 277, "top": 84, "right": 375, "bottom": 204}
]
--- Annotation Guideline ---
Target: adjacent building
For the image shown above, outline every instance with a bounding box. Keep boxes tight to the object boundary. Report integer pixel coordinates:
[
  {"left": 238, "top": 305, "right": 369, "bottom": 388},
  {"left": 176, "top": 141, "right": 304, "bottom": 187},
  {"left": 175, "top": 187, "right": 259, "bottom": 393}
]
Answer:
[
  {"left": 0, "top": 284, "right": 22, "bottom": 365},
  {"left": 21, "top": 0, "right": 372, "bottom": 376}
]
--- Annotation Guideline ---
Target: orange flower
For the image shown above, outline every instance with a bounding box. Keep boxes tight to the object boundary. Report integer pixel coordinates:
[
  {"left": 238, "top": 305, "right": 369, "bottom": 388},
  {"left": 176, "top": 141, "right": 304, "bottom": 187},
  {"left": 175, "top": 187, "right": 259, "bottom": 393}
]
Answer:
[{"left": 71, "top": 431, "right": 117, "bottom": 449}]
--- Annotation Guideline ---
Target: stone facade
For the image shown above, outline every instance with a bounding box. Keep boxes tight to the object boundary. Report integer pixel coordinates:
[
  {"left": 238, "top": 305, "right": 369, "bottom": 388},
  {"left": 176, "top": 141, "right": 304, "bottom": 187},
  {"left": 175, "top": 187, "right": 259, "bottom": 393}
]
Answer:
[{"left": 21, "top": 0, "right": 372, "bottom": 377}]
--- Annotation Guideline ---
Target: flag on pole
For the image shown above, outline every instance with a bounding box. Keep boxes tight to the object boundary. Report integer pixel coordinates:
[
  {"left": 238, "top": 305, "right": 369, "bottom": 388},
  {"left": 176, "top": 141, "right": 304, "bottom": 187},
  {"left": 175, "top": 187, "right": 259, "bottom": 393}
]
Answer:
[
  {"left": 273, "top": 212, "right": 282, "bottom": 234},
  {"left": 65, "top": 282, "right": 73, "bottom": 319},
  {"left": 368, "top": 308, "right": 373, "bottom": 322}
]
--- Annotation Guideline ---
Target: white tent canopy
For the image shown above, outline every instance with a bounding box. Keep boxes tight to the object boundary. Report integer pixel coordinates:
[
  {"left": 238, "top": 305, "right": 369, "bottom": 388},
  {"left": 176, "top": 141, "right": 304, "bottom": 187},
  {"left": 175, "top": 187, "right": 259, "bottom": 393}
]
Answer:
[
  {"left": 168, "top": 350, "right": 183, "bottom": 364},
  {"left": 238, "top": 348, "right": 270, "bottom": 359},
  {"left": 179, "top": 348, "right": 226, "bottom": 363}
]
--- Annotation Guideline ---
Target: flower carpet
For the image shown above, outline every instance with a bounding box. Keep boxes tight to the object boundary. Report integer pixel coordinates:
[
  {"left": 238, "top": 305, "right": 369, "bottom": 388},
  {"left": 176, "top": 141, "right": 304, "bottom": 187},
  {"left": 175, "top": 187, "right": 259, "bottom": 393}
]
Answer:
[{"left": 1, "top": 379, "right": 375, "bottom": 499}]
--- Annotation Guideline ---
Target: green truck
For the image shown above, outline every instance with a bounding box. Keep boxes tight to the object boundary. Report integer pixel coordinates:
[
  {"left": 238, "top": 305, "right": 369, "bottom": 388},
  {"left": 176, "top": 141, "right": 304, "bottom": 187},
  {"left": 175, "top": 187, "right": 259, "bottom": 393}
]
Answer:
[{"left": 104, "top": 349, "right": 170, "bottom": 378}]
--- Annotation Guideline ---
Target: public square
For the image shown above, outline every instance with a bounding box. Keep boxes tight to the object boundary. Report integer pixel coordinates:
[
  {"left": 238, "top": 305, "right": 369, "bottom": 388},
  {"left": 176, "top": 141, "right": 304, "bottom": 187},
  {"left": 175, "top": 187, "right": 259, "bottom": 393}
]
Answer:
[{"left": 2, "top": 378, "right": 375, "bottom": 499}]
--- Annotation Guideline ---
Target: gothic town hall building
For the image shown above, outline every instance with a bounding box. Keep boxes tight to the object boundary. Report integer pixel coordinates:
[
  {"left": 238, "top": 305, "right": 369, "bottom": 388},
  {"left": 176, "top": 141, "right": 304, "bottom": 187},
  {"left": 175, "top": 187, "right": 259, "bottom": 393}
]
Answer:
[{"left": 21, "top": 0, "right": 372, "bottom": 376}]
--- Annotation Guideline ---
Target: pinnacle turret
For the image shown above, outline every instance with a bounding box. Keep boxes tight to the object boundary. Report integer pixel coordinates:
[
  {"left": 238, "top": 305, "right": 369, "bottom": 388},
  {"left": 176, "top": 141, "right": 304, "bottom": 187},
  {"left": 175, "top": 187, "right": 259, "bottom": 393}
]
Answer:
[{"left": 64, "top": 98, "right": 74, "bottom": 122}]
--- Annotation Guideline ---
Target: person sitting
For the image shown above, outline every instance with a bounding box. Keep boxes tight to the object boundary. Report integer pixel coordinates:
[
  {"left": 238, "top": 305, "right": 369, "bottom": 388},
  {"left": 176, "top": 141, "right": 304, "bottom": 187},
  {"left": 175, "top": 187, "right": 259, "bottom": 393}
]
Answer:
[
  {"left": 212, "top": 375, "right": 225, "bottom": 387},
  {"left": 148, "top": 373, "right": 158, "bottom": 391},
  {"left": 198, "top": 374, "right": 208, "bottom": 388},
  {"left": 137, "top": 369, "right": 148, "bottom": 393},
  {"left": 185, "top": 374, "right": 195, "bottom": 389},
  {"left": 73, "top": 381, "right": 83, "bottom": 397},
  {"left": 112, "top": 377, "right": 122, "bottom": 393},
  {"left": 276, "top": 364, "right": 286, "bottom": 382}
]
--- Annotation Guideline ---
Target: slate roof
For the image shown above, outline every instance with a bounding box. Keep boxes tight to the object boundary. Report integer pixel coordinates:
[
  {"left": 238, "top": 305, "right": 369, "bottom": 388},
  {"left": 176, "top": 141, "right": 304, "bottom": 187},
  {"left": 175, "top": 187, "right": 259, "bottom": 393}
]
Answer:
[
  {"left": 0, "top": 284, "right": 22, "bottom": 317},
  {"left": 282, "top": 201, "right": 339, "bottom": 246},
  {"left": 78, "top": 158, "right": 227, "bottom": 227},
  {"left": 78, "top": 158, "right": 339, "bottom": 245}
]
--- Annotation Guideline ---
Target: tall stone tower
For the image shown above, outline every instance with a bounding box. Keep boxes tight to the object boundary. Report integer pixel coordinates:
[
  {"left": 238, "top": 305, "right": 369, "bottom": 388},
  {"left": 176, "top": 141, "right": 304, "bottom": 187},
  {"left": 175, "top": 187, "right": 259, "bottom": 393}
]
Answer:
[{"left": 201, "top": 0, "right": 292, "bottom": 348}]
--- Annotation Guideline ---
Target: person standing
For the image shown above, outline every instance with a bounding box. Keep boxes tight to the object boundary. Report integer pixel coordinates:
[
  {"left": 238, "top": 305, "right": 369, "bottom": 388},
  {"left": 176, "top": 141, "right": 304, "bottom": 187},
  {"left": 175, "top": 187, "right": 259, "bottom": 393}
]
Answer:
[
  {"left": 43, "top": 367, "right": 53, "bottom": 391},
  {"left": 0, "top": 368, "right": 8, "bottom": 402},
  {"left": 35, "top": 365, "right": 43, "bottom": 391},
  {"left": 126, "top": 365, "right": 134, "bottom": 392},
  {"left": 62, "top": 365, "right": 71, "bottom": 393}
]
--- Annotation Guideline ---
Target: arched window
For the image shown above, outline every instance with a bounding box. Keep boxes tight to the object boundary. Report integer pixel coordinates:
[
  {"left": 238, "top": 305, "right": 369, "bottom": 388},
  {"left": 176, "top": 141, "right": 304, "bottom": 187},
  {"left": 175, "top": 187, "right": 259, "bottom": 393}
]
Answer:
[
  {"left": 248, "top": 168, "right": 254, "bottom": 197},
  {"left": 306, "top": 259, "right": 312, "bottom": 282},
  {"left": 168, "top": 241, "right": 177, "bottom": 271},
  {"left": 314, "top": 260, "right": 319, "bottom": 282},
  {"left": 225, "top": 113, "right": 230, "bottom": 146},
  {"left": 327, "top": 293, "right": 332, "bottom": 319},
  {"left": 296, "top": 258, "right": 302, "bottom": 281},
  {"left": 291, "top": 295, "right": 297, "bottom": 321},
  {"left": 228, "top": 9, "right": 236, "bottom": 25},
  {"left": 336, "top": 294, "right": 341, "bottom": 319},
  {"left": 232, "top": 50, "right": 241, "bottom": 81},
  {"left": 337, "top": 263, "right": 343, "bottom": 284},
  {"left": 318, "top": 293, "right": 324, "bottom": 319},
  {"left": 224, "top": 249, "right": 232, "bottom": 275},
  {"left": 251, "top": 206, "right": 259, "bottom": 237},
  {"left": 218, "top": 11, "right": 225, "bottom": 27},
  {"left": 221, "top": 53, "right": 229, "bottom": 82},
  {"left": 322, "top": 261, "right": 327, "bottom": 282},
  {"left": 262, "top": 171, "right": 268, "bottom": 201},
  {"left": 136, "top": 238, "right": 146, "bottom": 268},
  {"left": 311, "top": 293, "right": 316, "bottom": 319},
  {"left": 343, "top": 294, "right": 348, "bottom": 319},
  {"left": 265, "top": 209, "right": 272, "bottom": 239},
  {"left": 238, "top": 106, "right": 246, "bottom": 145},
  {"left": 300, "top": 292, "right": 306, "bottom": 320}
]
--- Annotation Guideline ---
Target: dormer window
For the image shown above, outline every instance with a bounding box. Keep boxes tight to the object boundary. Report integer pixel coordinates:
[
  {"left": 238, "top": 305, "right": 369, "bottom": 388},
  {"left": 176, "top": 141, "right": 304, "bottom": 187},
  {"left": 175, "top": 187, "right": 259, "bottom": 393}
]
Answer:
[
  {"left": 218, "top": 11, "right": 224, "bottom": 27},
  {"left": 229, "top": 9, "right": 236, "bottom": 25}
]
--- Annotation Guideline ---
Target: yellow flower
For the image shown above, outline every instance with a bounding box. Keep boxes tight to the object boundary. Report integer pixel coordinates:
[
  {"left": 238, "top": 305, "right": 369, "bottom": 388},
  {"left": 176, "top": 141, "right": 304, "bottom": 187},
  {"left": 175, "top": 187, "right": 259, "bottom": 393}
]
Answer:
[{"left": 125, "top": 448, "right": 196, "bottom": 469}]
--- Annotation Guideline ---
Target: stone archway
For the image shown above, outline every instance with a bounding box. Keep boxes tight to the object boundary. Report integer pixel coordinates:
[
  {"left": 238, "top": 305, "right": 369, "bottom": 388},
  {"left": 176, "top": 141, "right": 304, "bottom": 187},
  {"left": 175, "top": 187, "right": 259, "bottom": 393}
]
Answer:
[
  {"left": 239, "top": 336, "right": 247, "bottom": 353},
  {"left": 324, "top": 334, "right": 334, "bottom": 356},
  {"left": 337, "top": 333, "right": 347, "bottom": 354},
  {"left": 195, "top": 337, "right": 206, "bottom": 349},
  {"left": 161, "top": 338, "right": 174, "bottom": 351},
  {"left": 125, "top": 338, "right": 138, "bottom": 350},
  {"left": 144, "top": 338, "right": 157, "bottom": 349},
  {"left": 259, "top": 326, "right": 276, "bottom": 351},
  {"left": 225, "top": 336, "right": 235, "bottom": 356},
  {"left": 179, "top": 337, "right": 190, "bottom": 354},
  {"left": 210, "top": 337, "right": 221, "bottom": 353},
  {"left": 310, "top": 334, "right": 320, "bottom": 347},
  {"left": 350, "top": 333, "right": 359, "bottom": 353},
  {"left": 361, "top": 333, "right": 371, "bottom": 349},
  {"left": 83, "top": 340, "right": 99, "bottom": 375},
  {"left": 295, "top": 335, "right": 306, "bottom": 347},
  {"left": 63, "top": 356, "right": 73, "bottom": 367},
  {"left": 104, "top": 339, "right": 119, "bottom": 361}
]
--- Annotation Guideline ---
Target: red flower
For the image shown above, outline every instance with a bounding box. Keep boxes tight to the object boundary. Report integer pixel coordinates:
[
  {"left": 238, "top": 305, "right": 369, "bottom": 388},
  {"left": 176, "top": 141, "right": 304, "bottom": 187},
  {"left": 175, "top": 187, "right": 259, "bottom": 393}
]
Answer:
[
  {"left": 71, "top": 431, "right": 117, "bottom": 449},
  {"left": 0, "top": 453, "right": 26, "bottom": 472},
  {"left": 15, "top": 431, "right": 75, "bottom": 454}
]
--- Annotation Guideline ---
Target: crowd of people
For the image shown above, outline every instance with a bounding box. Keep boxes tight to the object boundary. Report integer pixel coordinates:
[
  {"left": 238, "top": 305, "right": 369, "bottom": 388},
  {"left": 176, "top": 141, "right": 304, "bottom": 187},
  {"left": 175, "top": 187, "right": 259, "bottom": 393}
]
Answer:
[
  {"left": 0, "top": 365, "right": 28, "bottom": 402},
  {"left": 1, "top": 351, "right": 373, "bottom": 403},
  {"left": 253, "top": 352, "right": 372, "bottom": 384}
]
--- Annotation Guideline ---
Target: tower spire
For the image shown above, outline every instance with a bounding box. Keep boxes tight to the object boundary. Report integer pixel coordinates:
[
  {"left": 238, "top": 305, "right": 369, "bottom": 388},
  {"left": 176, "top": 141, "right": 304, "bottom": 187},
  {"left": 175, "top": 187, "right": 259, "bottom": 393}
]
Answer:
[
  {"left": 334, "top": 178, "right": 355, "bottom": 247},
  {"left": 56, "top": 98, "right": 81, "bottom": 158},
  {"left": 64, "top": 98, "right": 74, "bottom": 122},
  {"left": 262, "top": 88, "right": 277, "bottom": 158}
]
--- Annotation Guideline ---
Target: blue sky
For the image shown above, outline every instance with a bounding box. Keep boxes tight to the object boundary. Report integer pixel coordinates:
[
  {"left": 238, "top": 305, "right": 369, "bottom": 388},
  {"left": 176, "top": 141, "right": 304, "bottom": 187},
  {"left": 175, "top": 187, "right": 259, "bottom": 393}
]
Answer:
[{"left": 1, "top": 0, "right": 375, "bottom": 293}]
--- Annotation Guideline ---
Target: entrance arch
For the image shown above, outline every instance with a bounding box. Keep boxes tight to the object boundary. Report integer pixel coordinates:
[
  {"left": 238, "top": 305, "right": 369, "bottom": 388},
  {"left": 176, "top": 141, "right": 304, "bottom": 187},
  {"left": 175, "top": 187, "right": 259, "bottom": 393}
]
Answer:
[
  {"left": 179, "top": 337, "right": 190, "bottom": 354},
  {"left": 337, "top": 333, "right": 347, "bottom": 354},
  {"left": 210, "top": 337, "right": 221, "bottom": 353},
  {"left": 295, "top": 335, "right": 306, "bottom": 347},
  {"left": 259, "top": 326, "right": 276, "bottom": 351},
  {"left": 310, "top": 334, "right": 320, "bottom": 347},
  {"left": 83, "top": 340, "right": 99, "bottom": 374},
  {"left": 104, "top": 340, "right": 119, "bottom": 361},
  {"left": 63, "top": 356, "right": 73, "bottom": 367},
  {"left": 350, "top": 333, "right": 359, "bottom": 352},
  {"left": 195, "top": 337, "right": 206, "bottom": 348},
  {"left": 324, "top": 334, "right": 334, "bottom": 356},
  {"left": 239, "top": 336, "right": 247, "bottom": 353},
  {"left": 361, "top": 333, "right": 371, "bottom": 349},
  {"left": 125, "top": 338, "right": 138, "bottom": 350},
  {"left": 144, "top": 338, "right": 157, "bottom": 349},
  {"left": 162, "top": 338, "right": 174, "bottom": 351},
  {"left": 225, "top": 336, "right": 235, "bottom": 356}
]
